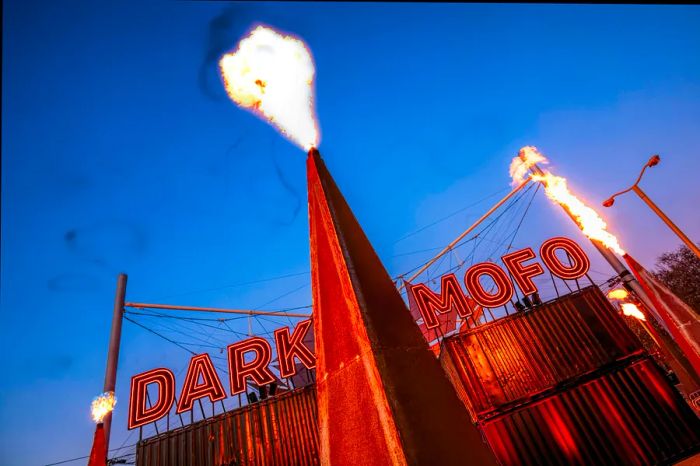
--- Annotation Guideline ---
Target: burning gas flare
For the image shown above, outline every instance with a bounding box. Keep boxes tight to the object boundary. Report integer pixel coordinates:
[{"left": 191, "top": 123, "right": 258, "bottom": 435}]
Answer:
[
  {"left": 607, "top": 288, "right": 629, "bottom": 300},
  {"left": 510, "top": 146, "right": 625, "bottom": 255},
  {"left": 91, "top": 391, "right": 117, "bottom": 423},
  {"left": 219, "top": 25, "right": 319, "bottom": 151},
  {"left": 621, "top": 303, "right": 646, "bottom": 321},
  {"left": 607, "top": 288, "right": 645, "bottom": 321}
]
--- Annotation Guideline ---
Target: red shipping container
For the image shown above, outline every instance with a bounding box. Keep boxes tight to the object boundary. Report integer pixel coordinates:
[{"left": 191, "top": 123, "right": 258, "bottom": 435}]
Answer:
[
  {"left": 136, "top": 386, "right": 319, "bottom": 466},
  {"left": 482, "top": 358, "right": 700, "bottom": 466},
  {"left": 441, "top": 286, "right": 643, "bottom": 418}
]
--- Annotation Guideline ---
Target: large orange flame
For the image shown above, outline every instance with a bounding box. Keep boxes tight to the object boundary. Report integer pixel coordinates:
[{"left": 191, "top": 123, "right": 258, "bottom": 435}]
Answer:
[
  {"left": 91, "top": 391, "right": 117, "bottom": 423},
  {"left": 219, "top": 25, "right": 319, "bottom": 151},
  {"left": 510, "top": 146, "right": 625, "bottom": 255}
]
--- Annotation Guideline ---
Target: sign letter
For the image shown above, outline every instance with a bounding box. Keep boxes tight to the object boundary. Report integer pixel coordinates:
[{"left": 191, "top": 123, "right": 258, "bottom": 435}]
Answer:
[
  {"left": 409, "top": 274, "right": 473, "bottom": 329},
  {"left": 128, "top": 368, "right": 175, "bottom": 429},
  {"left": 274, "top": 320, "right": 316, "bottom": 379},
  {"left": 540, "top": 237, "right": 590, "bottom": 280},
  {"left": 227, "top": 337, "right": 276, "bottom": 395},
  {"left": 464, "top": 262, "right": 514, "bottom": 308},
  {"left": 177, "top": 354, "right": 226, "bottom": 414},
  {"left": 502, "top": 247, "right": 544, "bottom": 295}
]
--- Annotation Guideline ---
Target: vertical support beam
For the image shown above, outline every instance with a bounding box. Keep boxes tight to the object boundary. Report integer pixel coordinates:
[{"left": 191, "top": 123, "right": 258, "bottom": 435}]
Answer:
[{"left": 103, "top": 273, "right": 127, "bottom": 453}]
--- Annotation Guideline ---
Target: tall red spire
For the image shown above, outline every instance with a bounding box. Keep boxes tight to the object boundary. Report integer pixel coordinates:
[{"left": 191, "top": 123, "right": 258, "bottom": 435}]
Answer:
[{"left": 307, "top": 149, "right": 496, "bottom": 465}]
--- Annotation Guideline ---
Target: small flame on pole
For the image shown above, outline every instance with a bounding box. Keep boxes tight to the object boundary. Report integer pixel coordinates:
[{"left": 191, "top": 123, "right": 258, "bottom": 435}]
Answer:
[
  {"left": 510, "top": 146, "right": 625, "bottom": 255},
  {"left": 621, "top": 302, "right": 646, "bottom": 321},
  {"left": 608, "top": 288, "right": 645, "bottom": 321},
  {"left": 606, "top": 288, "right": 629, "bottom": 300},
  {"left": 219, "top": 25, "right": 320, "bottom": 151},
  {"left": 91, "top": 391, "right": 117, "bottom": 424}
]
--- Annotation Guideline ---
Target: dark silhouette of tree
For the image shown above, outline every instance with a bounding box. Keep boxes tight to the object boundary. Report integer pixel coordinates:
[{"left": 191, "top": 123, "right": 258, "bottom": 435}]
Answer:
[{"left": 654, "top": 243, "right": 700, "bottom": 315}]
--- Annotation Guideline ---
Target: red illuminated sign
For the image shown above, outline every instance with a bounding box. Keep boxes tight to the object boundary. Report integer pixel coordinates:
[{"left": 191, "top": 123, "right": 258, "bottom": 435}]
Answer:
[
  {"left": 127, "top": 319, "right": 316, "bottom": 429},
  {"left": 410, "top": 237, "right": 590, "bottom": 329},
  {"left": 227, "top": 337, "right": 277, "bottom": 395},
  {"left": 410, "top": 274, "right": 474, "bottom": 328},
  {"left": 127, "top": 238, "right": 590, "bottom": 429},
  {"left": 128, "top": 368, "right": 176, "bottom": 429},
  {"left": 176, "top": 353, "right": 226, "bottom": 414},
  {"left": 274, "top": 319, "right": 316, "bottom": 379}
]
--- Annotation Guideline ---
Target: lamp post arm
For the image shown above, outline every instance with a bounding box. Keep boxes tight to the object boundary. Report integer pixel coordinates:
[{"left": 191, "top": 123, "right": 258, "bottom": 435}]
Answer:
[
  {"left": 632, "top": 162, "right": 651, "bottom": 188},
  {"left": 606, "top": 160, "right": 652, "bottom": 204},
  {"left": 607, "top": 184, "right": 636, "bottom": 203}
]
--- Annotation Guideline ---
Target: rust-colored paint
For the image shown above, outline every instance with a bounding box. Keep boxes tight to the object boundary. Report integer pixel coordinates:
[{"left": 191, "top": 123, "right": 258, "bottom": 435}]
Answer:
[{"left": 136, "top": 387, "right": 319, "bottom": 466}]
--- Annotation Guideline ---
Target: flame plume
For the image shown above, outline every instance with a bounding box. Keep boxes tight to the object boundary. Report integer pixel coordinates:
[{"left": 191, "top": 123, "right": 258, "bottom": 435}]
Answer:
[
  {"left": 219, "top": 25, "right": 320, "bottom": 151},
  {"left": 510, "top": 146, "right": 625, "bottom": 255},
  {"left": 621, "top": 303, "right": 646, "bottom": 321},
  {"left": 91, "top": 391, "right": 117, "bottom": 423},
  {"left": 607, "top": 288, "right": 629, "bottom": 300},
  {"left": 607, "top": 288, "right": 645, "bottom": 321}
]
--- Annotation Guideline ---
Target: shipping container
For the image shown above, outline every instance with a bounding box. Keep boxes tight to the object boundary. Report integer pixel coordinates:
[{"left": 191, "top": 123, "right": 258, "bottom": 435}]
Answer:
[
  {"left": 136, "top": 386, "right": 319, "bottom": 466},
  {"left": 482, "top": 357, "right": 700, "bottom": 466},
  {"left": 440, "top": 286, "right": 644, "bottom": 418}
]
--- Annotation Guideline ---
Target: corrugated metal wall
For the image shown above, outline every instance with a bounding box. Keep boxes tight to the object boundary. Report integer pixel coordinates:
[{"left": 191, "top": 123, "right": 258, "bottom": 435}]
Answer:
[
  {"left": 441, "top": 286, "right": 644, "bottom": 418},
  {"left": 482, "top": 358, "right": 700, "bottom": 466},
  {"left": 136, "top": 386, "right": 319, "bottom": 466},
  {"left": 441, "top": 286, "right": 700, "bottom": 465}
]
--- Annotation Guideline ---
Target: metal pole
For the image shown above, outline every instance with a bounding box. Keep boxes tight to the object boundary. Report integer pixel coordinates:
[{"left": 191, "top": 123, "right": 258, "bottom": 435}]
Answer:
[
  {"left": 124, "top": 301, "right": 311, "bottom": 318},
  {"left": 103, "top": 273, "right": 127, "bottom": 453},
  {"left": 528, "top": 162, "right": 700, "bottom": 387},
  {"left": 399, "top": 177, "right": 532, "bottom": 289},
  {"left": 632, "top": 185, "right": 700, "bottom": 259}
]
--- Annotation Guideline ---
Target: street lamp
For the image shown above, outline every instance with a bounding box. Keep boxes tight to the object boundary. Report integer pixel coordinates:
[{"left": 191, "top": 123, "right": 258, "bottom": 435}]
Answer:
[{"left": 602, "top": 155, "right": 700, "bottom": 260}]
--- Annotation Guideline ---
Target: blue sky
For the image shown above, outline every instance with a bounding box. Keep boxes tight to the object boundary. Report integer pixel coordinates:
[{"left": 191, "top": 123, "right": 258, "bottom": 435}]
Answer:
[{"left": 2, "top": 2, "right": 699, "bottom": 465}]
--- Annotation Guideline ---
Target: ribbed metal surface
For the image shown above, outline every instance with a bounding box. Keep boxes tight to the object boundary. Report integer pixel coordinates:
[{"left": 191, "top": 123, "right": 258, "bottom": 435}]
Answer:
[
  {"left": 440, "top": 286, "right": 643, "bottom": 418},
  {"left": 482, "top": 358, "right": 700, "bottom": 466},
  {"left": 136, "top": 386, "right": 319, "bottom": 466}
]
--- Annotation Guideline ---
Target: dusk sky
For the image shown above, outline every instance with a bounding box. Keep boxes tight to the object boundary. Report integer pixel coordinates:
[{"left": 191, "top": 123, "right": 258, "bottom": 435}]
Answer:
[{"left": 2, "top": 2, "right": 700, "bottom": 465}]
